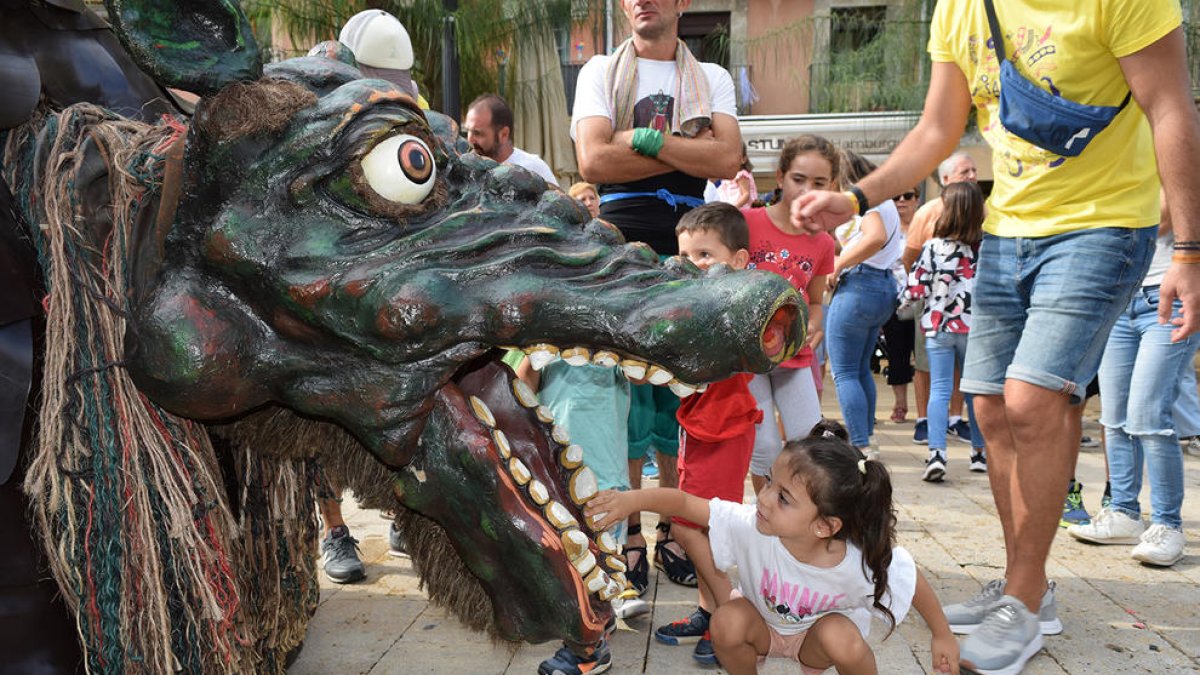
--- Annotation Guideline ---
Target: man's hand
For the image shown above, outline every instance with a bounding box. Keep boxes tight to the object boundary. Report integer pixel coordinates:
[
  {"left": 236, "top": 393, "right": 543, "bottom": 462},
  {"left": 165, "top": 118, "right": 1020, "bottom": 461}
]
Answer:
[
  {"left": 1159, "top": 262, "right": 1200, "bottom": 341},
  {"left": 793, "top": 191, "right": 856, "bottom": 233}
]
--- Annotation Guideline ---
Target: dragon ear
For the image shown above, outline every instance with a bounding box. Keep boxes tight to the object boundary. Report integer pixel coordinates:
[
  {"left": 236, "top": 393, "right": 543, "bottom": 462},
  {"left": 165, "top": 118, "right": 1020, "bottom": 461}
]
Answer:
[{"left": 102, "top": 0, "right": 262, "bottom": 96}]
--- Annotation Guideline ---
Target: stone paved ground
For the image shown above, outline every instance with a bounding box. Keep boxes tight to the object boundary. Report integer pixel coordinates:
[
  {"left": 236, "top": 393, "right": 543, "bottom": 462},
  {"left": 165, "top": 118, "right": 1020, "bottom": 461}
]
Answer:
[{"left": 290, "top": 376, "right": 1200, "bottom": 674}]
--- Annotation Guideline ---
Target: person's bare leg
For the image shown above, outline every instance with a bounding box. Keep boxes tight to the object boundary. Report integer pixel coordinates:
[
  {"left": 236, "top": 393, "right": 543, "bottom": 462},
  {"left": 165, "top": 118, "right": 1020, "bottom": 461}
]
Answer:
[
  {"left": 673, "top": 526, "right": 730, "bottom": 611},
  {"left": 655, "top": 451, "right": 687, "bottom": 558},
  {"left": 798, "top": 613, "right": 876, "bottom": 675},
  {"left": 319, "top": 497, "right": 346, "bottom": 535},
  {"left": 951, "top": 367, "right": 965, "bottom": 419},
  {"left": 626, "top": 458, "right": 646, "bottom": 550},
  {"left": 710, "top": 597, "right": 771, "bottom": 675},
  {"left": 891, "top": 383, "right": 908, "bottom": 419},
  {"left": 977, "top": 381, "right": 1076, "bottom": 612},
  {"left": 914, "top": 369, "right": 930, "bottom": 418}
]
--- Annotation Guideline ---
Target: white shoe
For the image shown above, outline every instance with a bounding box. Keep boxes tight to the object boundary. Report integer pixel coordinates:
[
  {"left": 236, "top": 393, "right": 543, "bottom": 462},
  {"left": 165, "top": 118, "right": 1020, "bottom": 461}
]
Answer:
[
  {"left": 1182, "top": 436, "right": 1200, "bottom": 458},
  {"left": 1131, "top": 524, "right": 1186, "bottom": 566},
  {"left": 922, "top": 450, "right": 946, "bottom": 482},
  {"left": 612, "top": 591, "right": 650, "bottom": 619},
  {"left": 1067, "top": 507, "right": 1144, "bottom": 545}
]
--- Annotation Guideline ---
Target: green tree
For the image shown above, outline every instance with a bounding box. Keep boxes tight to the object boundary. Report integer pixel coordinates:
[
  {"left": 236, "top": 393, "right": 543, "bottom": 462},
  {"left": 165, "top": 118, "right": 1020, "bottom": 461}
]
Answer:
[{"left": 244, "top": 0, "right": 597, "bottom": 116}]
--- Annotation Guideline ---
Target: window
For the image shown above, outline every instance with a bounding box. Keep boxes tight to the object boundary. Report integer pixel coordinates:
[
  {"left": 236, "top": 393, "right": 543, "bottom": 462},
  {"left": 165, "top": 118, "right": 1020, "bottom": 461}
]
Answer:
[
  {"left": 678, "top": 12, "right": 730, "bottom": 69},
  {"left": 830, "top": 6, "right": 886, "bottom": 56}
]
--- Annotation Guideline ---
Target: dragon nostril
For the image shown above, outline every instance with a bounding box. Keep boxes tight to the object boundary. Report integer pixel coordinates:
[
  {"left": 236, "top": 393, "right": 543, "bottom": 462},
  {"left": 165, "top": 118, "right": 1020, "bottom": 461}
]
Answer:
[{"left": 762, "top": 302, "right": 800, "bottom": 361}]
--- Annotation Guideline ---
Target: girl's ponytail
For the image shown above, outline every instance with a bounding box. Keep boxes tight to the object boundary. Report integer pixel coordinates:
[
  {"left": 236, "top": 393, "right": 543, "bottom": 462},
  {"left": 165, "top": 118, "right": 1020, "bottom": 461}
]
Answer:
[{"left": 855, "top": 457, "right": 898, "bottom": 634}]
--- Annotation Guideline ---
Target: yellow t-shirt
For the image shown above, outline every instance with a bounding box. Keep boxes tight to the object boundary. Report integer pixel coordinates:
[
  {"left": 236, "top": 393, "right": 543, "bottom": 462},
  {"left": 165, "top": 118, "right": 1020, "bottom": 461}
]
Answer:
[{"left": 929, "top": 0, "right": 1181, "bottom": 237}]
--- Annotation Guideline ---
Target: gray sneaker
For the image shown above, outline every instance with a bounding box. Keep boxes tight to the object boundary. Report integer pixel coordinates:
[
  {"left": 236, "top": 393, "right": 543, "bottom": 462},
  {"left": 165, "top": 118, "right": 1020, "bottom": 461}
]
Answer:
[
  {"left": 959, "top": 596, "right": 1044, "bottom": 675},
  {"left": 321, "top": 528, "right": 366, "bottom": 583},
  {"left": 947, "top": 580, "right": 1062, "bottom": 636}
]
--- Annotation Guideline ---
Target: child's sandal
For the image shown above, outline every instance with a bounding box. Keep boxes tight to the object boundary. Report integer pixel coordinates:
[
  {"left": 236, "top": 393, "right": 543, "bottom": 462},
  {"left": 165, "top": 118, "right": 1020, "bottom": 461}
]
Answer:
[
  {"left": 653, "top": 522, "right": 697, "bottom": 587},
  {"left": 622, "top": 524, "right": 649, "bottom": 597}
]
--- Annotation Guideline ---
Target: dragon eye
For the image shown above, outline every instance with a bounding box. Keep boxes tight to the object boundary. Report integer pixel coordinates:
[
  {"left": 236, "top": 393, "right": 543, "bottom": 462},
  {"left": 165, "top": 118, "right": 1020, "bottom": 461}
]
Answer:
[{"left": 360, "top": 134, "right": 436, "bottom": 204}]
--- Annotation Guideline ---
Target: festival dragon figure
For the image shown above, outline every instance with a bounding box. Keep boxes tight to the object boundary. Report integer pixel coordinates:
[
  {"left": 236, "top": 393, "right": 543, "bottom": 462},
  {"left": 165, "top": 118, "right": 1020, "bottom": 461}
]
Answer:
[{"left": 0, "top": 0, "right": 806, "bottom": 672}]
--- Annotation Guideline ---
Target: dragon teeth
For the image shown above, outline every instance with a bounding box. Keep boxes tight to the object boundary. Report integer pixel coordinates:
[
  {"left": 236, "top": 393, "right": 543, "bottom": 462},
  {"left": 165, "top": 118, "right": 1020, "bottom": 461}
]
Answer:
[
  {"left": 596, "top": 531, "right": 619, "bottom": 556},
  {"left": 568, "top": 466, "right": 598, "bottom": 505},
  {"left": 602, "top": 555, "right": 627, "bottom": 573},
  {"left": 535, "top": 406, "right": 554, "bottom": 423},
  {"left": 696, "top": 383, "right": 709, "bottom": 393},
  {"left": 527, "top": 346, "right": 559, "bottom": 371},
  {"left": 560, "top": 444, "right": 584, "bottom": 469},
  {"left": 511, "top": 379, "right": 540, "bottom": 408},
  {"left": 492, "top": 429, "right": 512, "bottom": 459},
  {"left": 592, "top": 351, "right": 619, "bottom": 367},
  {"left": 610, "top": 572, "right": 629, "bottom": 590},
  {"left": 585, "top": 511, "right": 607, "bottom": 531},
  {"left": 561, "top": 347, "right": 591, "bottom": 366},
  {"left": 545, "top": 501, "right": 579, "bottom": 530},
  {"left": 528, "top": 479, "right": 550, "bottom": 505},
  {"left": 583, "top": 567, "right": 609, "bottom": 594},
  {"left": 508, "top": 457, "right": 531, "bottom": 485},
  {"left": 620, "top": 359, "right": 647, "bottom": 380},
  {"left": 551, "top": 424, "right": 570, "bottom": 446},
  {"left": 561, "top": 529, "right": 589, "bottom": 561},
  {"left": 599, "top": 578, "right": 622, "bottom": 601},
  {"left": 469, "top": 396, "right": 495, "bottom": 428},
  {"left": 572, "top": 550, "right": 597, "bottom": 576},
  {"left": 646, "top": 365, "right": 673, "bottom": 386},
  {"left": 668, "top": 380, "right": 697, "bottom": 398}
]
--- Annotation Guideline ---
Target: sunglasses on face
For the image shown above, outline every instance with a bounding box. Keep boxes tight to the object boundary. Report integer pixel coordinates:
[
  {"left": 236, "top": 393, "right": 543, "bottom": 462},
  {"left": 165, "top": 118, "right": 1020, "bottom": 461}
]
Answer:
[{"left": 894, "top": 191, "right": 918, "bottom": 201}]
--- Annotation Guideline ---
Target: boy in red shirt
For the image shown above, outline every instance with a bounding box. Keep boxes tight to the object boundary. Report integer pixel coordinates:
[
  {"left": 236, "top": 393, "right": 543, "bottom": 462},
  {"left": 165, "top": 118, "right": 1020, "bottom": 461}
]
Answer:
[{"left": 653, "top": 202, "right": 764, "bottom": 666}]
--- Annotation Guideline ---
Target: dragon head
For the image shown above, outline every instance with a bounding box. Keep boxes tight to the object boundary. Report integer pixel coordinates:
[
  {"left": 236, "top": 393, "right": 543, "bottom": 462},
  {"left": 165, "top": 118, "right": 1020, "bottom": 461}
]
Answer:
[{"left": 108, "top": 2, "right": 804, "bottom": 649}]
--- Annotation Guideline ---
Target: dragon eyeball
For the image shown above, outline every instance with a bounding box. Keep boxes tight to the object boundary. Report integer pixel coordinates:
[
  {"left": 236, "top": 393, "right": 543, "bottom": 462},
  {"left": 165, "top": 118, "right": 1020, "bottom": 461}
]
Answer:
[{"left": 361, "top": 134, "right": 436, "bottom": 204}]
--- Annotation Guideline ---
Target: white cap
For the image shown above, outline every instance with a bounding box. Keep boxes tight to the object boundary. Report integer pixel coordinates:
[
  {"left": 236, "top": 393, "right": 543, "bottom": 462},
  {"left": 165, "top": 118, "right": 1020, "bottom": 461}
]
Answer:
[{"left": 339, "top": 10, "right": 414, "bottom": 70}]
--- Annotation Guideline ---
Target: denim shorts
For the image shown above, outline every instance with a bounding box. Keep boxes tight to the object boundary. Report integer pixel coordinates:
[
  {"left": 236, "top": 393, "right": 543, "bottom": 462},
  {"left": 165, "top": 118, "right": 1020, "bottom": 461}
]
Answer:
[{"left": 962, "top": 226, "right": 1156, "bottom": 404}]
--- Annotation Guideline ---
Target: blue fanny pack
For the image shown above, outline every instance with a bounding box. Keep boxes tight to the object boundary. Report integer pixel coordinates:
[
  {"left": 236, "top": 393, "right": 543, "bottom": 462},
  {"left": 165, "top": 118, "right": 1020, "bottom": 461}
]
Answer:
[{"left": 985, "top": 0, "right": 1129, "bottom": 157}]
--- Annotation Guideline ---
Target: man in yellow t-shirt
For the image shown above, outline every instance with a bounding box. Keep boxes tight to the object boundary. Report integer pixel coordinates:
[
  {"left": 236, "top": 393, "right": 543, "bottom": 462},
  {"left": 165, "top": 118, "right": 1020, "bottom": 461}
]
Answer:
[{"left": 795, "top": 1, "right": 1200, "bottom": 672}]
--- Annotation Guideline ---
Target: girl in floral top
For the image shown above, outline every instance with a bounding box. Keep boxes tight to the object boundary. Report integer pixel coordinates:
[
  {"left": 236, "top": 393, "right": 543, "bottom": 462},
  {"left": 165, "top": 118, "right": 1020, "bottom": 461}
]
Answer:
[{"left": 902, "top": 182, "right": 987, "bottom": 482}]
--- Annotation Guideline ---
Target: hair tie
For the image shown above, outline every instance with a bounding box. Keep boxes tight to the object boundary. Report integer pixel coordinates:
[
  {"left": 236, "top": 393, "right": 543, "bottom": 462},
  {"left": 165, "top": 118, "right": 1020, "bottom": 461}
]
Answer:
[{"left": 857, "top": 458, "right": 868, "bottom": 475}]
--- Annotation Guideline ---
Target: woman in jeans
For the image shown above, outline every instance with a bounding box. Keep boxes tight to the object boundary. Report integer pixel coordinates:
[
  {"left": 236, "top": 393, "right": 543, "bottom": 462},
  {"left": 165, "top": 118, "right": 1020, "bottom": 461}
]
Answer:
[
  {"left": 902, "top": 182, "right": 987, "bottom": 481},
  {"left": 826, "top": 152, "right": 905, "bottom": 452},
  {"left": 1067, "top": 209, "right": 1194, "bottom": 566}
]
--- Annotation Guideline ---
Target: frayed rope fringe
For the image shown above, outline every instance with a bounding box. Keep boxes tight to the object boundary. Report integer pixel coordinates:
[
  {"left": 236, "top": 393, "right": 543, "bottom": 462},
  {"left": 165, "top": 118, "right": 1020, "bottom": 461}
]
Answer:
[{"left": 3, "top": 104, "right": 320, "bottom": 674}]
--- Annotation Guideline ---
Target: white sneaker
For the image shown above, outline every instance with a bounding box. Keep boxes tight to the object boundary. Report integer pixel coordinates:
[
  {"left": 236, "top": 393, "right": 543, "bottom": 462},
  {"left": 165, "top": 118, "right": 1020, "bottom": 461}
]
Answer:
[
  {"left": 1131, "top": 524, "right": 1186, "bottom": 567},
  {"left": 611, "top": 591, "right": 650, "bottom": 619},
  {"left": 922, "top": 450, "right": 946, "bottom": 482},
  {"left": 1183, "top": 436, "right": 1200, "bottom": 458},
  {"left": 1067, "top": 507, "right": 1144, "bottom": 545}
]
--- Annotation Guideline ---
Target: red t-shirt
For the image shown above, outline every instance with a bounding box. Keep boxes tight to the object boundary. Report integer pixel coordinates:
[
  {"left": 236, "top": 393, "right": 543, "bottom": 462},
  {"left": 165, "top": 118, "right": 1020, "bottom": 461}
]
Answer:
[
  {"left": 676, "top": 373, "right": 763, "bottom": 443},
  {"left": 743, "top": 208, "right": 836, "bottom": 368}
]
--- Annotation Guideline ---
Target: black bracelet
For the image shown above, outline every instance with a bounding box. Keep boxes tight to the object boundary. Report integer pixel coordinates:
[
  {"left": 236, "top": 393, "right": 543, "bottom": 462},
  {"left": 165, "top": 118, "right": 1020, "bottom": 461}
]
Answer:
[
  {"left": 848, "top": 185, "right": 869, "bottom": 217},
  {"left": 1174, "top": 240, "right": 1200, "bottom": 249}
]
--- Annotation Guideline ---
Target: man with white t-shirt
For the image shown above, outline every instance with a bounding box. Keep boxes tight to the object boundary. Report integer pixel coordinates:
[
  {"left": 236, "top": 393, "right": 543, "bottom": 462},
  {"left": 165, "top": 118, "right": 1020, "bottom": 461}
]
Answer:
[{"left": 464, "top": 93, "right": 559, "bottom": 187}]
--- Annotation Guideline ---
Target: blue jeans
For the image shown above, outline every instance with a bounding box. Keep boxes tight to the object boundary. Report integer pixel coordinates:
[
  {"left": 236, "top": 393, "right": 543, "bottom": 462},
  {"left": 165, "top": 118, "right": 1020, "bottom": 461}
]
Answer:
[
  {"left": 963, "top": 227, "right": 1156, "bottom": 403},
  {"left": 1171, "top": 350, "right": 1200, "bottom": 438},
  {"left": 1099, "top": 286, "right": 1195, "bottom": 529},
  {"left": 827, "top": 265, "right": 897, "bottom": 446},
  {"left": 926, "top": 332, "right": 984, "bottom": 450}
]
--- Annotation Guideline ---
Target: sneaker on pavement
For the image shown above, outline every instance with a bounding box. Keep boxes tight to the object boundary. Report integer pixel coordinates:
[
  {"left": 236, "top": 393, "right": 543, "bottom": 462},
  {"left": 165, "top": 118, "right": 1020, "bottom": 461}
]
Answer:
[
  {"left": 947, "top": 580, "right": 1062, "bottom": 636},
  {"left": 692, "top": 631, "right": 718, "bottom": 666},
  {"left": 387, "top": 521, "right": 408, "bottom": 558},
  {"left": 655, "top": 607, "right": 710, "bottom": 645},
  {"left": 1079, "top": 435, "right": 1100, "bottom": 448},
  {"left": 1067, "top": 506, "right": 1145, "bottom": 544},
  {"left": 642, "top": 457, "right": 659, "bottom": 480},
  {"left": 538, "top": 640, "right": 612, "bottom": 675},
  {"left": 950, "top": 419, "right": 973, "bottom": 444},
  {"left": 959, "top": 597, "right": 1044, "bottom": 675},
  {"left": 913, "top": 418, "right": 929, "bottom": 445},
  {"left": 1059, "top": 481, "right": 1091, "bottom": 528},
  {"left": 922, "top": 450, "right": 947, "bottom": 482},
  {"left": 1183, "top": 436, "right": 1200, "bottom": 457},
  {"left": 611, "top": 589, "right": 650, "bottom": 620},
  {"left": 321, "top": 526, "right": 366, "bottom": 584},
  {"left": 1131, "top": 524, "right": 1187, "bottom": 567},
  {"left": 969, "top": 450, "right": 987, "bottom": 473}
]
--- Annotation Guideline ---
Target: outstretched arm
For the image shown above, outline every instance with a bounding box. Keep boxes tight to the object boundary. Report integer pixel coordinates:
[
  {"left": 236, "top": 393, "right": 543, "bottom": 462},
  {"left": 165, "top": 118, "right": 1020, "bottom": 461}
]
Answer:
[
  {"left": 1120, "top": 27, "right": 1200, "bottom": 341},
  {"left": 586, "top": 488, "right": 711, "bottom": 532},
  {"left": 793, "top": 61, "right": 972, "bottom": 232},
  {"left": 912, "top": 570, "right": 959, "bottom": 674}
]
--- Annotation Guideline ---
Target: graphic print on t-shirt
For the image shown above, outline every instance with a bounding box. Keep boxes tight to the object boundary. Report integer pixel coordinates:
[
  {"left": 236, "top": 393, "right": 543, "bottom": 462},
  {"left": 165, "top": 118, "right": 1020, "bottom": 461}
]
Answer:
[
  {"left": 633, "top": 92, "right": 674, "bottom": 133},
  {"left": 747, "top": 246, "right": 817, "bottom": 298},
  {"left": 760, "top": 568, "right": 847, "bottom": 624}
]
